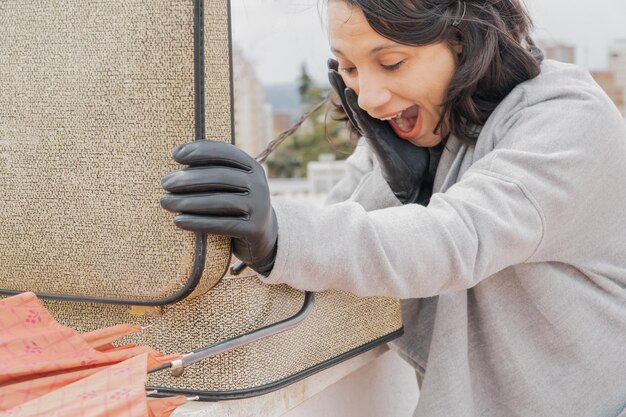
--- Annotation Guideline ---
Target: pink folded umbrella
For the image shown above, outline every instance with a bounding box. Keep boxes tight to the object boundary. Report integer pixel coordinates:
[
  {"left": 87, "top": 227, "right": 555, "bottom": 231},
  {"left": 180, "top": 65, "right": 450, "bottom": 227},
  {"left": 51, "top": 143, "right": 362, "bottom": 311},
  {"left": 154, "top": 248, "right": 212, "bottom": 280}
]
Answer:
[
  {"left": 0, "top": 292, "right": 188, "bottom": 416},
  {"left": 3, "top": 354, "right": 187, "bottom": 417}
]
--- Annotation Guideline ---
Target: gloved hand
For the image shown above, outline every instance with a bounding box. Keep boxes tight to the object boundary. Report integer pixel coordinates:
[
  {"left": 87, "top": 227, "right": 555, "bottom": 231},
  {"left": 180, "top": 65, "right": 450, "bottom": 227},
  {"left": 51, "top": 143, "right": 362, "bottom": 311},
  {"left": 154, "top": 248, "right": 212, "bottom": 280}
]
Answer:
[
  {"left": 160, "top": 140, "right": 278, "bottom": 275},
  {"left": 328, "top": 59, "right": 433, "bottom": 205}
]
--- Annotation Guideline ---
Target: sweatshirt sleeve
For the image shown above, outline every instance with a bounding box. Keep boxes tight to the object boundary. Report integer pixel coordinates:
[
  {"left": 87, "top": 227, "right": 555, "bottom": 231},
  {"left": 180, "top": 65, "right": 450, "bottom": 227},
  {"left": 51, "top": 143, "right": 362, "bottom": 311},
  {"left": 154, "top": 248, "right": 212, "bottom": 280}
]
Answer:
[
  {"left": 263, "top": 64, "right": 626, "bottom": 298},
  {"left": 265, "top": 168, "right": 543, "bottom": 298}
]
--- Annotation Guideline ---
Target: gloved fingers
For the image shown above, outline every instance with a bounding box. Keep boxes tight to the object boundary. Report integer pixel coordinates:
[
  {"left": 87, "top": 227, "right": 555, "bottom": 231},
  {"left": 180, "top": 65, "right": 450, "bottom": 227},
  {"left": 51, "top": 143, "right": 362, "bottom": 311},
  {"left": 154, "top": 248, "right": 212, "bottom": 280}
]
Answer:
[
  {"left": 345, "top": 87, "right": 403, "bottom": 148},
  {"left": 344, "top": 87, "right": 384, "bottom": 136},
  {"left": 172, "top": 139, "right": 256, "bottom": 169},
  {"left": 162, "top": 165, "right": 251, "bottom": 194},
  {"left": 327, "top": 58, "right": 339, "bottom": 72},
  {"left": 327, "top": 58, "right": 363, "bottom": 136},
  {"left": 327, "top": 59, "right": 346, "bottom": 95},
  {"left": 328, "top": 70, "right": 363, "bottom": 136},
  {"left": 328, "top": 70, "right": 349, "bottom": 113},
  {"left": 327, "top": 68, "right": 345, "bottom": 97},
  {"left": 160, "top": 192, "right": 251, "bottom": 216},
  {"left": 327, "top": 64, "right": 345, "bottom": 93},
  {"left": 172, "top": 213, "right": 250, "bottom": 238}
]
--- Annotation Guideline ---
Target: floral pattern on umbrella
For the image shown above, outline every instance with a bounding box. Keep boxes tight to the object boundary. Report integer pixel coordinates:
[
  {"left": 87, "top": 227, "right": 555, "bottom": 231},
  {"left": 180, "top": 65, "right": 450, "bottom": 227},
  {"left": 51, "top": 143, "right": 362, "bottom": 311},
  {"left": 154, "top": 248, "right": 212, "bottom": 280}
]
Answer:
[{"left": 0, "top": 292, "right": 187, "bottom": 416}]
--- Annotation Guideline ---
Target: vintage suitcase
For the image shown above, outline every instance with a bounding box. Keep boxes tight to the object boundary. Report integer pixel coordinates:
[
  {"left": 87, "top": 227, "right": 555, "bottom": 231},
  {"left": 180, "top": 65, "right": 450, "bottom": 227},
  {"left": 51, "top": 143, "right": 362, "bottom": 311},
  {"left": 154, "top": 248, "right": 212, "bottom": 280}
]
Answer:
[{"left": 0, "top": 0, "right": 403, "bottom": 399}]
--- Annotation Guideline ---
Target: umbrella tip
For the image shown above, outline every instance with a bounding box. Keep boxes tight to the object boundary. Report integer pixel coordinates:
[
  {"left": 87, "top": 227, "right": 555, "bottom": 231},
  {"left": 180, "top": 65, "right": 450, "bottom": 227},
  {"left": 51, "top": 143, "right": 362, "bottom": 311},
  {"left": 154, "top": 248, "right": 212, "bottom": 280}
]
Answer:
[{"left": 185, "top": 396, "right": 200, "bottom": 402}]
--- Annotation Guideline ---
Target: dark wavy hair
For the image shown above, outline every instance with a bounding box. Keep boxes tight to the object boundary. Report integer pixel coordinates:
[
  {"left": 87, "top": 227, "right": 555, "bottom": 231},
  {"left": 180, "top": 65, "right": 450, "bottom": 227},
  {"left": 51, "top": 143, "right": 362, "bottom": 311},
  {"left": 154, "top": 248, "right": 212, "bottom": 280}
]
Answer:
[{"left": 327, "top": 0, "right": 544, "bottom": 144}]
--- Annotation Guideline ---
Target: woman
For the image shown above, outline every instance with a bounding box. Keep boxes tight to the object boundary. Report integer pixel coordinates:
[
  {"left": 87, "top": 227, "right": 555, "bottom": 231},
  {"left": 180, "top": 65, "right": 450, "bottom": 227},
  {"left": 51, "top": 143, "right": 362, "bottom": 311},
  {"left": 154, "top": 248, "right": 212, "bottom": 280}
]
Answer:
[{"left": 160, "top": 0, "right": 626, "bottom": 415}]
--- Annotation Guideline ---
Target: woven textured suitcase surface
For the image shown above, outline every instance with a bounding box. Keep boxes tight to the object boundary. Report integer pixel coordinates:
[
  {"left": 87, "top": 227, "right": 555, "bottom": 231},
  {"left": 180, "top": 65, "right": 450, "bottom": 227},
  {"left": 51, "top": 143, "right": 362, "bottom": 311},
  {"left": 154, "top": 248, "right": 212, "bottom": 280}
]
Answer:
[
  {"left": 0, "top": 0, "right": 232, "bottom": 303},
  {"left": 0, "top": 0, "right": 403, "bottom": 399}
]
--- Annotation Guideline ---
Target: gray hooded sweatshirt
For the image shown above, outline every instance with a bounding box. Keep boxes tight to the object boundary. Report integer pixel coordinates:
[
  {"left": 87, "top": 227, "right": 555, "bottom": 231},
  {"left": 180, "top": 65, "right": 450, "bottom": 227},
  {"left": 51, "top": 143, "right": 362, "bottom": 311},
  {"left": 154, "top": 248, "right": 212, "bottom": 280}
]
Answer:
[{"left": 263, "top": 60, "right": 626, "bottom": 416}]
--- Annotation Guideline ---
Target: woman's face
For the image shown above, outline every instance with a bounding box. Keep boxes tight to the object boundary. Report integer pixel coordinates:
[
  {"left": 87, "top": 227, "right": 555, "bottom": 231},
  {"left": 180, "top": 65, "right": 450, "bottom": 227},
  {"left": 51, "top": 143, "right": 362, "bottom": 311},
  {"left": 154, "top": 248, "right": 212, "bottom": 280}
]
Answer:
[{"left": 328, "top": 0, "right": 458, "bottom": 147}]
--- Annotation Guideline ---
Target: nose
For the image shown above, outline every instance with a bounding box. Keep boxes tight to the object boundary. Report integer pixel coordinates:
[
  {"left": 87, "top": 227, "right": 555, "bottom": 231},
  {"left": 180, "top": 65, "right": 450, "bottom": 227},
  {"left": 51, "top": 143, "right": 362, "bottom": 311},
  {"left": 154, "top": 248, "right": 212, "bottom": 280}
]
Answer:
[{"left": 355, "top": 75, "right": 392, "bottom": 116}]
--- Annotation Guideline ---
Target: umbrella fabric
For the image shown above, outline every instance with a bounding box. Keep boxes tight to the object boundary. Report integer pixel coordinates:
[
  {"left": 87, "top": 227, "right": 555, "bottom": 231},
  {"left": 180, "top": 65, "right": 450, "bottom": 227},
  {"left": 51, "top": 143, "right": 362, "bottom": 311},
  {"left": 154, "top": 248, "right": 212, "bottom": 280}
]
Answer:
[
  {"left": 147, "top": 395, "right": 189, "bottom": 417},
  {"left": 0, "top": 292, "right": 185, "bottom": 416},
  {"left": 2, "top": 353, "right": 187, "bottom": 417},
  {"left": 81, "top": 324, "right": 144, "bottom": 350}
]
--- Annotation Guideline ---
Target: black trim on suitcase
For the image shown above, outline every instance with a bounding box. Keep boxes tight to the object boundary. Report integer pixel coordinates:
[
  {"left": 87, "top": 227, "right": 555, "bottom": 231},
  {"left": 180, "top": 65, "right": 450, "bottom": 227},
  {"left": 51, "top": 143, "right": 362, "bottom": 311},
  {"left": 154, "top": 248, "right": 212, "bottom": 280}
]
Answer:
[
  {"left": 195, "top": 0, "right": 206, "bottom": 141},
  {"left": 227, "top": 0, "right": 236, "bottom": 147},
  {"left": 146, "top": 327, "right": 405, "bottom": 401},
  {"left": 0, "top": 233, "right": 210, "bottom": 306}
]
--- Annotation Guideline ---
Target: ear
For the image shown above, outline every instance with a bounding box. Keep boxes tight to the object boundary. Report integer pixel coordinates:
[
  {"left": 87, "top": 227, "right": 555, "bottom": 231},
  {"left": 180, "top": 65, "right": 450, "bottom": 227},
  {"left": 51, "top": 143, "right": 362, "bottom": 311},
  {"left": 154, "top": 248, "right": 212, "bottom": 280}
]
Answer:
[{"left": 451, "top": 41, "right": 463, "bottom": 55}]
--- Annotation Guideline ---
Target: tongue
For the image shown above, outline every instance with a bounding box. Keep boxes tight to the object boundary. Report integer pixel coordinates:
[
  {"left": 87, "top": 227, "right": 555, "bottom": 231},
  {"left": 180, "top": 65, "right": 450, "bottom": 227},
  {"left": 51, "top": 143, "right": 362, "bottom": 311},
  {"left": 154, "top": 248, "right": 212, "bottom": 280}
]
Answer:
[{"left": 395, "top": 105, "right": 419, "bottom": 132}]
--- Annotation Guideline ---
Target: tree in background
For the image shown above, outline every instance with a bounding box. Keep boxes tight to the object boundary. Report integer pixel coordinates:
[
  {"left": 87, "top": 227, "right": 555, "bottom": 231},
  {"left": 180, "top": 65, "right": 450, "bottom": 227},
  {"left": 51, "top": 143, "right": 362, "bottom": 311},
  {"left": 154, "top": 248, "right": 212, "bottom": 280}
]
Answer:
[{"left": 266, "top": 63, "right": 354, "bottom": 178}]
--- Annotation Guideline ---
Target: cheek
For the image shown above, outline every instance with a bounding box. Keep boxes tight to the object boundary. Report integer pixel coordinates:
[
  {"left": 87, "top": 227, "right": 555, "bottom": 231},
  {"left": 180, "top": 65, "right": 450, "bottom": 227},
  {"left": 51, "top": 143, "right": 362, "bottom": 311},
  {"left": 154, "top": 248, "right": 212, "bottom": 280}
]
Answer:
[
  {"left": 434, "top": 58, "right": 457, "bottom": 100},
  {"left": 421, "top": 67, "right": 455, "bottom": 109},
  {"left": 416, "top": 50, "right": 457, "bottom": 106},
  {"left": 342, "top": 76, "right": 359, "bottom": 94}
]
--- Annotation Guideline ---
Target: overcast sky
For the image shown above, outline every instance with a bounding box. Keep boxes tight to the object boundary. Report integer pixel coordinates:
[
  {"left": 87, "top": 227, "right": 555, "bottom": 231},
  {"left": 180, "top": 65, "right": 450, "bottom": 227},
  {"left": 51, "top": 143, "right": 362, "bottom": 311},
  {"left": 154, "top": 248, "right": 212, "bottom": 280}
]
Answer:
[{"left": 231, "top": 0, "right": 626, "bottom": 85}]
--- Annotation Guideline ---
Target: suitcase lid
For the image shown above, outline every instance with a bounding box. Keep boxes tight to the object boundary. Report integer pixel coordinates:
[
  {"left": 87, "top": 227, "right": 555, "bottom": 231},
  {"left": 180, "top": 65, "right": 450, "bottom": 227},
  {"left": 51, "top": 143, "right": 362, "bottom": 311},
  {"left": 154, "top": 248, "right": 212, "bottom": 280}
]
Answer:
[{"left": 0, "top": 0, "right": 232, "bottom": 305}]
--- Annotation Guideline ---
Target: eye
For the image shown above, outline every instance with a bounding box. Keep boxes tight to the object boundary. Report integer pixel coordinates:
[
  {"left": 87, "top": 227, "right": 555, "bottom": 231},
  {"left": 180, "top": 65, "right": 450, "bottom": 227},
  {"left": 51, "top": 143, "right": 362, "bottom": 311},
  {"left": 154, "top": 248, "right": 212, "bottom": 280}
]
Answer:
[
  {"left": 340, "top": 66, "right": 357, "bottom": 75},
  {"left": 381, "top": 60, "right": 406, "bottom": 71}
]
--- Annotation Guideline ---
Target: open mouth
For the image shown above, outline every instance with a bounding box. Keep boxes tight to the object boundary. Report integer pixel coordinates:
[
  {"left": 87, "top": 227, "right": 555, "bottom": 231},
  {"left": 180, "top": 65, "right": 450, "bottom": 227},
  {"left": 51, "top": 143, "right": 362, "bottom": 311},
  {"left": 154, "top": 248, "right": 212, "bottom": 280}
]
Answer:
[{"left": 386, "top": 105, "right": 422, "bottom": 140}]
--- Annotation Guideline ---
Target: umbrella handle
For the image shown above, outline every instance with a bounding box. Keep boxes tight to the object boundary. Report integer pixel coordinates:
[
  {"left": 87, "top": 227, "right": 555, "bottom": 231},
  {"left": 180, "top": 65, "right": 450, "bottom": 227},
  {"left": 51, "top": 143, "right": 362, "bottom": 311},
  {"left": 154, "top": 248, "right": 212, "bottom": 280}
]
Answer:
[{"left": 149, "top": 291, "right": 315, "bottom": 377}]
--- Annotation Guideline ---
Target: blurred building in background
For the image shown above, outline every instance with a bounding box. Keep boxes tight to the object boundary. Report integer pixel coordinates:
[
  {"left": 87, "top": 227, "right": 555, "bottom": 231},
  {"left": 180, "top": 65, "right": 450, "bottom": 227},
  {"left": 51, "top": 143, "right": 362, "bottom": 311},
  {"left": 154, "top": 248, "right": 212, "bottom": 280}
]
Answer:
[
  {"left": 232, "top": 47, "right": 274, "bottom": 157},
  {"left": 608, "top": 40, "right": 626, "bottom": 116},
  {"left": 537, "top": 40, "right": 576, "bottom": 64},
  {"left": 590, "top": 70, "right": 625, "bottom": 115},
  {"left": 538, "top": 39, "right": 626, "bottom": 117},
  {"left": 307, "top": 154, "right": 347, "bottom": 195},
  {"left": 268, "top": 154, "right": 347, "bottom": 204},
  {"left": 233, "top": 46, "right": 347, "bottom": 201}
]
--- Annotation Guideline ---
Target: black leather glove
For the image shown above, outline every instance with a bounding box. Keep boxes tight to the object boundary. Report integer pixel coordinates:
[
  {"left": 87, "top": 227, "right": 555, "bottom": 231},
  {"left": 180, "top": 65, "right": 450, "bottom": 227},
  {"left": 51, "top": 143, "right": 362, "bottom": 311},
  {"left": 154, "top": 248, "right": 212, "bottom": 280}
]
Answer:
[
  {"left": 160, "top": 140, "right": 277, "bottom": 275},
  {"left": 328, "top": 59, "right": 433, "bottom": 205}
]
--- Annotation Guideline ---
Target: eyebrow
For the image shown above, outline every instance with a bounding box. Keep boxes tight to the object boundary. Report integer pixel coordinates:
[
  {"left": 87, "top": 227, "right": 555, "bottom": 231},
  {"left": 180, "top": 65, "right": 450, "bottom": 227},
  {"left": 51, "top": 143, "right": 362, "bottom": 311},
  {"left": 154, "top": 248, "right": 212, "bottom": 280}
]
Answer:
[{"left": 331, "top": 43, "right": 402, "bottom": 57}]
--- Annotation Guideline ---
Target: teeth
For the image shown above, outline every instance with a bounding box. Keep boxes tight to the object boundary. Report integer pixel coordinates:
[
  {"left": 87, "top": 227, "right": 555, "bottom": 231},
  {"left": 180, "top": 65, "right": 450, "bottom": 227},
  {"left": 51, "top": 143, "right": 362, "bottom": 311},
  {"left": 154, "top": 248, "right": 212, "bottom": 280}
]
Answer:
[
  {"left": 380, "top": 111, "right": 403, "bottom": 121},
  {"left": 395, "top": 117, "right": 410, "bottom": 132}
]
